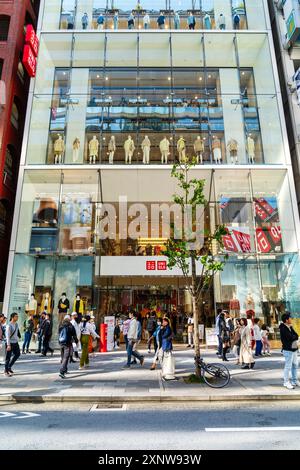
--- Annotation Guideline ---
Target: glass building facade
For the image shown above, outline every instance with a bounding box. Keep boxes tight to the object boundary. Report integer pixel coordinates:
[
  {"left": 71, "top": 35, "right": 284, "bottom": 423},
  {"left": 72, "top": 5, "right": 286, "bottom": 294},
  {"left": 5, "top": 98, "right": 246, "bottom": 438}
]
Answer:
[{"left": 4, "top": 0, "right": 300, "bottom": 338}]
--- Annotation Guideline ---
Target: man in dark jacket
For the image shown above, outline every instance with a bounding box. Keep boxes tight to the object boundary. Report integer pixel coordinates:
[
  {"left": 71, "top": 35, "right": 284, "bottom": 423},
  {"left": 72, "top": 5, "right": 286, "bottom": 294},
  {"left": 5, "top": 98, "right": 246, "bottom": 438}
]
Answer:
[
  {"left": 35, "top": 312, "right": 46, "bottom": 353},
  {"left": 279, "top": 313, "right": 299, "bottom": 389},
  {"left": 41, "top": 314, "right": 54, "bottom": 356},
  {"left": 147, "top": 312, "right": 157, "bottom": 353},
  {"left": 58, "top": 315, "right": 78, "bottom": 379}
]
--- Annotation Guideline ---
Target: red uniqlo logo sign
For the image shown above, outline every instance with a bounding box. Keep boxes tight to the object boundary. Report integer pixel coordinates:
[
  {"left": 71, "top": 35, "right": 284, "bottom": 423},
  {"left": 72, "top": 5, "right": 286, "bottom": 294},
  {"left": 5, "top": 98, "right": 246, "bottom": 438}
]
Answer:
[
  {"left": 146, "top": 261, "right": 156, "bottom": 271},
  {"left": 25, "top": 25, "right": 39, "bottom": 57},
  {"left": 222, "top": 233, "right": 238, "bottom": 252},
  {"left": 22, "top": 45, "right": 37, "bottom": 78},
  {"left": 256, "top": 228, "right": 271, "bottom": 253},
  {"left": 232, "top": 230, "right": 251, "bottom": 253},
  {"left": 157, "top": 261, "right": 167, "bottom": 271}
]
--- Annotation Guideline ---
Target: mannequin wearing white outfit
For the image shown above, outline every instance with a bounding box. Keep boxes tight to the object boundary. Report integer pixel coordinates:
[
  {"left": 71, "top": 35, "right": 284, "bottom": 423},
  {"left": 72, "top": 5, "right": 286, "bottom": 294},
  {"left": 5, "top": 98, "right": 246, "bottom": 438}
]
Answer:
[
  {"left": 159, "top": 137, "right": 170, "bottom": 164},
  {"left": 212, "top": 137, "right": 222, "bottom": 164},
  {"left": 124, "top": 136, "right": 135, "bottom": 164},
  {"left": 108, "top": 136, "right": 116, "bottom": 164},
  {"left": 141, "top": 136, "right": 151, "bottom": 164},
  {"left": 247, "top": 136, "right": 255, "bottom": 164},
  {"left": 89, "top": 136, "right": 99, "bottom": 164}
]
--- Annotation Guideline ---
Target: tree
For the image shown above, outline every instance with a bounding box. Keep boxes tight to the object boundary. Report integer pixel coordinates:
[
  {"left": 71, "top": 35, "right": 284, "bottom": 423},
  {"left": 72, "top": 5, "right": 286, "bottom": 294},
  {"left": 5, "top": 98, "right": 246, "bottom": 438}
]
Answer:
[{"left": 164, "top": 160, "right": 228, "bottom": 377}]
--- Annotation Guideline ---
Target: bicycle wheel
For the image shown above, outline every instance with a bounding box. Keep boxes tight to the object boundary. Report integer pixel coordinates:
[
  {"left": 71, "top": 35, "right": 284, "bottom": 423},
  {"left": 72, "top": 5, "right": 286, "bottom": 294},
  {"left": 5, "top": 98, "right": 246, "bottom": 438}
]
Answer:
[{"left": 202, "top": 363, "right": 230, "bottom": 388}]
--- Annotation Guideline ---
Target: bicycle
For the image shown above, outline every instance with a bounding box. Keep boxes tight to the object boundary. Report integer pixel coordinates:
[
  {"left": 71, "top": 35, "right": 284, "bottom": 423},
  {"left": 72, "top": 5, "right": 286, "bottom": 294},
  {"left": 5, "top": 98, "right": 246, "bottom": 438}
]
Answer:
[{"left": 194, "top": 356, "right": 230, "bottom": 388}]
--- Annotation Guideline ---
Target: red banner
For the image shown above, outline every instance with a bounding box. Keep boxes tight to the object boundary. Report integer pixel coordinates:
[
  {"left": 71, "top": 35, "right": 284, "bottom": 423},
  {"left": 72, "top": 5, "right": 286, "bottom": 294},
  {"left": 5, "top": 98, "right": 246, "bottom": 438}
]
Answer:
[
  {"left": 25, "top": 25, "right": 39, "bottom": 57},
  {"left": 22, "top": 45, "right": 37, "bottom": 78}
]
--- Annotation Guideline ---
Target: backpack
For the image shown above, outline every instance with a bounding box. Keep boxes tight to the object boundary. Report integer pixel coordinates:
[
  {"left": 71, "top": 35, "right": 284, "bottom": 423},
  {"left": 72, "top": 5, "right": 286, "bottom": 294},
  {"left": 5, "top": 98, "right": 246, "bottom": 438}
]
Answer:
[
  {"left": 97, "top": 15, "right": 104, "bottom": 24},
  {"left": 59, "top": 326, "right": 68, "bottom": 345}
]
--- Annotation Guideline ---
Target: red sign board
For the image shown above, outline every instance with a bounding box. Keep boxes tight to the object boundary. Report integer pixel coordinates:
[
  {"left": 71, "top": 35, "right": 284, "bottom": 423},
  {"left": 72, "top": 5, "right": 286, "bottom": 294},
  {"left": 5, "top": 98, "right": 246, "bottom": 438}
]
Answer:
[
  {"left": 146, "top": 261, "right": 156, "bottom": 271},
  {"left": 157, "top": 261, "right": 167, "bottom": 271},
  {"left": 25, "top": 25, "right": 39, "bottom": 57},
  {"left": 22, "top": 45, "right": 37, "bottom": 78}
]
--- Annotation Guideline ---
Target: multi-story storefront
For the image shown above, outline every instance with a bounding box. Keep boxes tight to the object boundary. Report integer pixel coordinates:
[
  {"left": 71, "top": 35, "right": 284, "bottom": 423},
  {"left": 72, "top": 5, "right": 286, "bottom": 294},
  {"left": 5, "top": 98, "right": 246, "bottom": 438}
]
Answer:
[
  {"left": 0, "top": 0, "right": 40, "bottom": 308},
  {"left": 3, "top": 0, "right": 300, "bottom": 338}
]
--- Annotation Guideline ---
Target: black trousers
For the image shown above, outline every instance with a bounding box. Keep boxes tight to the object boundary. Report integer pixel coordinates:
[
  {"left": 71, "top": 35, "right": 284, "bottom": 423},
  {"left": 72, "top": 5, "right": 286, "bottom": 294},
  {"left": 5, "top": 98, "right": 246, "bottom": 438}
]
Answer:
[
  {"left": 60, "top": 345, "right": 72, "bottom": 374},
  {"left": 5, "top": 343, "right": 20, "bottom": 372},
  {"left": 42, "top": 337, "right": 54, "bottom": 355}
]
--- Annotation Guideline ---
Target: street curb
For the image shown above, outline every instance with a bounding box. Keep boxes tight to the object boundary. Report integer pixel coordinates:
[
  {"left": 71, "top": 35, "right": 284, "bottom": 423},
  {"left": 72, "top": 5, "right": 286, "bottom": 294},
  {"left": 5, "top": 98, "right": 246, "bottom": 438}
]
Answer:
[{"left": 1, "top": 393, "right": 300, "bottom": 403}]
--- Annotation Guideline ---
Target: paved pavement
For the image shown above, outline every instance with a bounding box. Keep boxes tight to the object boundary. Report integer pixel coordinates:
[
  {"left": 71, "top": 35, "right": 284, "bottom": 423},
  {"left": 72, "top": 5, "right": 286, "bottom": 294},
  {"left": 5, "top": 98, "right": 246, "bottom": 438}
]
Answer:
[{"left": 0, "top": 346, "right": 300, "bottom": 402}]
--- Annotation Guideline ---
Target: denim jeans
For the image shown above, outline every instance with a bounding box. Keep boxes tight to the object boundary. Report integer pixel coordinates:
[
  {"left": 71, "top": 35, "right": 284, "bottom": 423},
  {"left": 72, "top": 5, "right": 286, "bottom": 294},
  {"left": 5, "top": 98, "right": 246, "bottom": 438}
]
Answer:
[
  {"left": 217, "top": 335, "right": 223, "bottom": 355},
  {"left": 255, "top": 340, "right": 263, "bottom": 356},
  {"left": 127, "top": 340, "right": 143, "bottom": 366},
  {"left": 22, "top": 331, "right": 32, "bottom": 352},
  {"left": 5, "top": 343, "right": 20, "bottom": 372},
  {"left": 283, "top": 350, "right": 298, "bottom": 384},
  {"left": 60, "top": 345, "right": 72, "bottom": 375}
]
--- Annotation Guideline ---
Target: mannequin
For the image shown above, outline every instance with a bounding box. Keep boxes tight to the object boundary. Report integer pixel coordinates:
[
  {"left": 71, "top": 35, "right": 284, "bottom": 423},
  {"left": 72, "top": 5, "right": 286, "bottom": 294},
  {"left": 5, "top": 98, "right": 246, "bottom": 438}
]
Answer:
[
  {"left": 212, "top": 137, "right": 222, "bottom": 164},
  {"left": 113, "top": 12, "right": 119, "bottom": 30},
  {"left": 247, "top": 135, "right": 255, "bottom": 164},
  {"left": 177, "top": 136, "right": 186, "bottom": 163},
  {"left": 174, "top": 12, "right": 180, "bottom": 29},
  {"left": 58, "top": 292, "right": 70, "bottom": 325},
  {"left": 89, "top": 136, "right": 99, "bottom": 164},
  {"left": 27, "top": 293, "right": 37, "bottom": 316},
  {"left": 143, "top": 13, "right": 150, "bottom": 29},
  {"left": 233, "top": 13, "right": 240, "bottom": 30},
  {"left": 108, "top": 136, "right": 116, "bottom": 164},
  {"left": 217, "top": 13, "right": 226, "bottom": 30},
  {"left": 82, "top": 12, "right": 89, "bottom": 30},
  {"left": 160, "top": 137, "right": 170, "bottom": 164},
  {"left": 41, "top": 292, "right": 52, "bottom": 313},
  {"left": 194, "top": 136, "right": 204, "bottom": 164},
  {"left": 124, "top": 135, "right": 135, "bottom": 164},
  {"left": 245, "top": 292, "right": 255, "bottom": 311},
  {"left": 204, "top": 13, "right": 211, "bottom": 30},
  {"left": 73, "top": 293, "right": 85, "bottom": 322},
  {"left": 141, "top": 136, "right": 151, "bottom": 164},
  {"left": 229, "top": 292, "right": 240, "bottom": 317},
  {"left": 227, "top": 138, "right": 238, "bottom": 164},
  {"left": 54, "top": 134, "right": 65, "bottom": 164},
  {"left": 72, "top": 138, "right": 80, "bottom": 163}
]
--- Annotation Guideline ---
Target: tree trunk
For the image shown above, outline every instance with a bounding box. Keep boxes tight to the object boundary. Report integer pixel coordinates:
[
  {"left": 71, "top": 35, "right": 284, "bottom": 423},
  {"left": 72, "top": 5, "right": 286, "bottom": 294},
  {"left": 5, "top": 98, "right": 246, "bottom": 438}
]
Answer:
[{"left": 191, "top": 256, "right": 201, "bottom": 377}]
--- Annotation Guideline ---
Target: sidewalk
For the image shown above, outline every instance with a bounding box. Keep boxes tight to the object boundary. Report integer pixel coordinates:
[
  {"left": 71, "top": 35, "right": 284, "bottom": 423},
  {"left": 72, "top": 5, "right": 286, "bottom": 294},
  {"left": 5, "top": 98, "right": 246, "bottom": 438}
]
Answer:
[{"left": 1, "top": 346, "right": 300, "bottom": 403}]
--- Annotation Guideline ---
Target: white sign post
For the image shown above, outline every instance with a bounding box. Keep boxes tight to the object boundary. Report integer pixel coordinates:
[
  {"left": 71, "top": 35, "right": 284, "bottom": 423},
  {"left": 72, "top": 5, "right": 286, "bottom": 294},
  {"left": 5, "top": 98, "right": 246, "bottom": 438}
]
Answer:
[
  {"left": 205, "top": 327, "right": 218, "bottom": 350},
  {"left": 104, "top": 316, "right": 115, "bottom": 351}
]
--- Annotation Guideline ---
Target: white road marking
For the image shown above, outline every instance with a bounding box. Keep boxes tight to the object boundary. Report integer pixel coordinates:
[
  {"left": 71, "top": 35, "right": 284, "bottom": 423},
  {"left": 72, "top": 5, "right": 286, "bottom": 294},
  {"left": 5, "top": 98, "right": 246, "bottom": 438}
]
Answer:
[
  {"left": 205, "top": 427, "right": 300, "bottom": 432},
  {"left": 0, "top": 412, "right": 15, "bottom": 418},
  {"left": 13, "top": 412, "right": 40, "bottom": 419}
]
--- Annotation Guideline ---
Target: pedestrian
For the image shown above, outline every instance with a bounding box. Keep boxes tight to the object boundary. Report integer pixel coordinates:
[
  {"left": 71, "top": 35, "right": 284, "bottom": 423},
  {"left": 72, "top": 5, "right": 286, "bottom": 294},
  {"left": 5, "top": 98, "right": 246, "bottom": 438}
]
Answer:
[
  {"left": 79, "top": 315, "right": 100, "bottom": 369},
  {"left": 220, "top": 311, "right": 230, "bottom": 362},
  {"left": 58, "top": 314, "right": 78, "bottom": 379},
  {"left": 4, "top": 312, "right": 21, "bottom": 377},
  {"left": 253, "top": 318, "right": 263, "bottom": 357},
  {"left": 239, "top": 317, "right": 255, "bottom": 369},
  {"left": 22, "top": 313, "right": 34, "bottom": 354},
  {"left": 123, "top": 312, "right": 144, "bottom": 368},
  {"left": 121, "top": 314, "right": 131, "bottom": 349},
  {"left": 41, "top": 314, "right": 54, "bottom": 356},
  {"left": 70, "top": 312, "right": 81, "bottom": 361},
  {"left": 131, "top": 313, "right": 143, "bottom": 364},
  {"left": 159, "top": 317, "right": 175, "bottom": 380},
  {"left": 150, "top": 318, "right": 162, "bottom": 370},
  {"left": 232, "top": 319, "right": 242, "bottom": 364},
  {"left": 261, "top": 324, "right": 271, "bottom": 356},
  {"left": 143, "top": 313, "right": 150, "bottom": 341},
  {"left": 147, "top": 312, "right": 157, "bottom": 353},
  {"left": 187, "top": 314, "right": 194, "bottom": 348},
  {"left": 35, "top": 312, "right": 46, "bottom": 353},
  {"left": 215, "top": 308, "right": 223, "bottom": 357},
  {"left": 225, "top": 311, "right": 234, "bottom": 335},
  {"left": 0, "top": 313, "right": 7, "bottom": 365},
  {"left": 114, "top": 318, "right": 121, "bottom": 349},
  {"left": 279, "top": 313, "right": 299, "bottom": 389}
]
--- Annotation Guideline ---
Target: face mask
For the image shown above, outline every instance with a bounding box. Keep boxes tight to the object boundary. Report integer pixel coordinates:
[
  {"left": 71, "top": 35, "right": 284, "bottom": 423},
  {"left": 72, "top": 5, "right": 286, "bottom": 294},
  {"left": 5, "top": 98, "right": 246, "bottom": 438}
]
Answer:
[{"left": 76, "top": 296, "right": 80, "bottom": 301}]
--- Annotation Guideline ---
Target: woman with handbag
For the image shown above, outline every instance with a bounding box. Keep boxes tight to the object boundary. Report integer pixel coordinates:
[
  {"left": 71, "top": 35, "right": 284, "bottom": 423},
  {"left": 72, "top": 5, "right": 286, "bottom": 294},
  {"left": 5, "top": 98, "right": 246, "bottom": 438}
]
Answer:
[
  {"left": 219, "top": 313, "right": 230, "bottom": 362},
  {"left": 232, "top": 319, "right": 242, "bottom": 365},
  {"left": 159, "top": 317, "right": 176, "bottom": 381}
]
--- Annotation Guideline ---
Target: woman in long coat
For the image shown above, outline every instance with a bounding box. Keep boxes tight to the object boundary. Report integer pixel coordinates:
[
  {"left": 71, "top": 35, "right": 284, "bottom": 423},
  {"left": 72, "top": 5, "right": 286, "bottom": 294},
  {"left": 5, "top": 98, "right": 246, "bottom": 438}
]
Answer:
[{"left": 239, "top": 318, "right": 255, "bottom": 369}]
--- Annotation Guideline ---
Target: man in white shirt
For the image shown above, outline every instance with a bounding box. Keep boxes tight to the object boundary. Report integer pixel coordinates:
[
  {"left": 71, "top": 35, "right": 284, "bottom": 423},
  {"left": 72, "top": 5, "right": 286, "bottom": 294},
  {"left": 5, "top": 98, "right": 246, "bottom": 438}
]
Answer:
[{"left": 123, "top": 312, "right": 144, "bottom": 368}]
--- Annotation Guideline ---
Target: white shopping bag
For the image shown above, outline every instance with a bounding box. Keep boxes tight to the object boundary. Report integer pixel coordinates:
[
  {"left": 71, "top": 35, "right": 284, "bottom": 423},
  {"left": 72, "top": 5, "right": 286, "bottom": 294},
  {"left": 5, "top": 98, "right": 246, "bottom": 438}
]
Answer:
[{"left": 162, "top": 351, "right": 176, "bottom": 380}]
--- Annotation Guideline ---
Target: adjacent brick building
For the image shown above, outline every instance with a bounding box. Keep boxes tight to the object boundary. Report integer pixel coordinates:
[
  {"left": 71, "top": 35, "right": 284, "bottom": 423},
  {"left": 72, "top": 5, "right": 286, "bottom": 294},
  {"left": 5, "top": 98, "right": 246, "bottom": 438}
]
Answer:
[{"left": 0, "top": 0, "right": 40, "bottom": 307}]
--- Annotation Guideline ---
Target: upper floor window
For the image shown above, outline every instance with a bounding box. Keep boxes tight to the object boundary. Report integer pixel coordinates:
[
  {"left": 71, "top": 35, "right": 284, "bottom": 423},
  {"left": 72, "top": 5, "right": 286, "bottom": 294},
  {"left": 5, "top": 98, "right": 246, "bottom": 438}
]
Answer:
[
  {"left": 0, "top": 58, "right": 3, "bottom": 79},
  {"left": 0, "top": 15, "right": 10, "bottom": 41},
  {"left": 11, "top": 99, "right": 20, "bottom": 129}
]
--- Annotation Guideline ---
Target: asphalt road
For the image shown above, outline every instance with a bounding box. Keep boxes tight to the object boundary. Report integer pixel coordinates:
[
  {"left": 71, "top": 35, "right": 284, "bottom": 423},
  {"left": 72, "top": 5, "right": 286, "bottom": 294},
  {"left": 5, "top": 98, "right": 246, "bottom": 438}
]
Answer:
[{"left": 0, "top": 401, "right": 300, "bottom": 450}]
